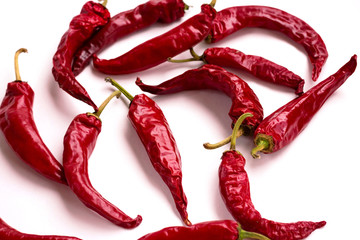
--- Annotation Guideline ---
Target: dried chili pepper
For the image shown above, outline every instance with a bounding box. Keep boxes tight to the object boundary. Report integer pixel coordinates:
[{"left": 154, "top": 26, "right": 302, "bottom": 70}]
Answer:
[
  {"left": 92, "top": 0, "right": 217, "bottom": 75},
  {"left": 206, "top": 5, "right": 328, "bottom": 81},
  {"left": 0, "top": 48, "right": 67, "bottom": 185},
  {"left": 52, "top": 1, "right": 110, "bottom": 111},
  {"left": 72, "top": 0, "right": 188, "bottom": 76},
  {"left": 106, "top": 77, "right": 190, "bottom": 226},
  {"left": 0, "top": 217, "right": 81, "bottom": 240},
  {"left": 219, "top": 114, "right": 326, "bottom": 240},
  {"left": 62, "top": 90, "right": 142, "bottom": 228},
  {"left": 251, "top": 54, "right": 357, "bottom": 158},
  {"left": 135, "top": 64, "right": 263, "bottom": 146},
  {"left": 170, "top": 47, "right": 305, "bottom": 95},
  {"left": 138, "top": 219, "right": 270, "bottom": 240}
]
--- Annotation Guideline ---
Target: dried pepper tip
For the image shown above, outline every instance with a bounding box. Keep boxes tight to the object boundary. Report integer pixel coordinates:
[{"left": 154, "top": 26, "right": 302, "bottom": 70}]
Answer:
[
  {"left": 14, "top": 48, "right": 28, "bottom": 81},
  {"left": 184, "top": 218, "right": 192, "bottom": 226},
  {"left": 88, "top": 90, "right": 121, "bottom": 120},
  {"left": 251, "top": 134, "right": 273, "bottom": 159},
  {"left": 105, "top": 77, "right": 134, "bottom": 102},
  {"left": 203, "top": 128, "right": 244, "bottom": 150},
  {"left": 237, "top": 223, "right": 270, "bottom": 240}
]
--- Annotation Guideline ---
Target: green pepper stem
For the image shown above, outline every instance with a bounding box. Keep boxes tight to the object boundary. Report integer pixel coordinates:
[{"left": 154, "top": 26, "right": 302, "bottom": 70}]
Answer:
[
  {"left": 105, "top": 77, "right": 134, "bottom": 102},
  {"left": 203, "top": 128, "right": 244, "bottom": 150},
  {"left": 238, "top": 224, "right": 270, "bottom": 240},
  {"left": 167, "top": 48, "right": 203, "bottom": 63},
  {"left": 251, "top": 139, "right": 269, "bottom": 159},
  {"left": 14, "top": 48, "right": 28, "bottom": 81},
  {"left": 230, "top": 113, "right": 253, "bottom": 150},
  {"left": 209, "top": 0, "right": 216, "bottom": 8},
  {"left": 91, "top": 90, "right": 121, "bottom": 119},
  {"left": 184, "top": 2, "right": 190, "bottom": 10},
  {"left": 99, "top": 0, "right": 108, "bottom": 7}
]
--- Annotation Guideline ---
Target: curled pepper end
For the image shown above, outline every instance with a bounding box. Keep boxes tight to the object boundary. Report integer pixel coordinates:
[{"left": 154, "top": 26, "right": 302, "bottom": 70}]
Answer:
[
  {"left": 237, "top": 223, "right": 270, "bottom": 240},
  {"left": 14, "top": 48, "right": 28, "bottom": 81},
  {"left": 203, "top": 128, "right": 244, "bottom": 150}
]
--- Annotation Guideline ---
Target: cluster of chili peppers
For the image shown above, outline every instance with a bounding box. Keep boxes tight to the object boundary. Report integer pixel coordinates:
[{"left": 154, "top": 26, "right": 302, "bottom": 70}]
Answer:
[{"left": 1, "top": 0, "right": 358, "bottom": 239}]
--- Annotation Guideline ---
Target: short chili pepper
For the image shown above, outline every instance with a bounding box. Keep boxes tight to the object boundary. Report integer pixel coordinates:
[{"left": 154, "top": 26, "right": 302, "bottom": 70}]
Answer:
[
  {"left": 219, "top": 114, "right": 326, "bottom": 240},
  {"left": 170, "top": 47, "right": 305, "bottom": 95},
  {"left": 135, "top": 64, "right": 263, "bottom": 142},
  {"left": 62, "top": 90, "right": 142, "bottom": 228},
  {"left": 251, "top": 54, "right": 357, "bottom": 158},
  {"left": 206, "top": 5, "right": 328, "bottom": 81},
  {"left": 106, "top": 77, "right": 190, "bottom": 226},
  {"left": 72, "top": 0, "right": 188, "bottom": 75},
  {"left": 138, "top": 219, "right": 270, "bottom": 240},
  {"left": 0, "top": 48, "right": 67, "bottom": 185},
  {"left": 0, "top": 217, "right": 81, "bottom": 240},
  {"left": 52, "top": 0, "right": 110, "bottom": 111},
  {"left": 92, "top": 0, "right": 217, "bottom": 75}
]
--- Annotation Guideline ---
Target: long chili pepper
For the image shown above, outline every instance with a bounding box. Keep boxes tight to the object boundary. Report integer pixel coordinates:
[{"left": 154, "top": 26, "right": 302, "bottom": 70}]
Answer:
[
  {"left": 52, "top": 1, "right": 110, "bottom": 111},
  {"left": 0, "top": 48, "right": 67, "bottom": 185},
  {"left": 62, "top": 90, "right": 142, "bottom": 228},
  {"left": 138, "top": 219, "right": 270, "bottom": 240},
  {"left": 219, "top": 114, "right": 326, "bottom": 240},
  {"left": 170, "top": 47, "right": 305, "bottom": 95},
  {"left": 135, "top": 64, "right": 263, "bottom": 140},
  {"left": 251, "top": 54, "right": 357, "bottom": 158},
  {"left": 72, "top": 0, "right": 188, "bottom": 76},
  {"left": 0, "top": 217, "right": 81, "bottom": 240},
  {"left": 206, "top": 5, "right": 328, "bottom": 81},
  {"left": 106, "top": 77, "right": 190, "bottom": 226},
  {"left": 92, "top": 0, "right": 217, "bottom": 75}
]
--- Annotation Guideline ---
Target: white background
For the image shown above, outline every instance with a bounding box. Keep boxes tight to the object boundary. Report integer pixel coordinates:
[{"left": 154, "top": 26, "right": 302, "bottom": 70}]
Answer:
[{"left": 0, "top": 0, "right": 359, "bottom": 239}]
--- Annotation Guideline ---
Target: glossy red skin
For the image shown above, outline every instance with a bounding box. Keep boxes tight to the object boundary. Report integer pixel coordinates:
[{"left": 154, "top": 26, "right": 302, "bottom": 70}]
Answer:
[
  {"left": 93, "top": 4, "right": 216, "bottom": 75},
  {"left": 0, "top": 81, "right": 67, "bottom": 185},
  {"left": 0, "top": 217, "right": 81, "bottom": 240},
  {"left": 62, "top": 113, "right": 142, "bottom": 228},
  {"left": 52, "top": 1, "right": 110, "bottom": 111},
  {"left": 128, "top": 94, "right": 188, "bottom": 224},
  {"left": 203, "top": 47, "right": 305, "bottom": 95},
  {"left": 138, "top": 220, "right": 239, "bottom": 240},
  {"left": 208, "top": 6, "right": 328, "bottom": 81},
  {"left": 219, "top": 150, "right": 326, "bottom": 240},
  {"left": 72, "top": 0, "right": 186, "bottom": 75},
  {"left": 136, "top": 64, "right": 263, "bottom": 134},
  {"left": 254, "top": 55, "right": 357, "bottom": 154}
]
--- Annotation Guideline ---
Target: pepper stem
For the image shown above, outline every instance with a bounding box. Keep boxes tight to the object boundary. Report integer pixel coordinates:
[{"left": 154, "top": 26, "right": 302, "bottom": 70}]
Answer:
[
  {"left": 203, "top": 128, "right": 244, "bottom": 149},
  {"left": 168, "top": 48, "right": 204, "bottom": 63},
  {"left": 230, "top": 113, "right": 253, "bottom": 150},
  {"left": 251, "top": 139, "right": 269, "bottom": 159},
  {"left": 99, "top": 0, "right": 108, "bottom": 7},
  {"left": 105, "top": 77, "right": 134, "bottom": 102},
  {"left": 91, "top": 90, "right": 121, "bottom": 118},
  {"left": 14, "top": 48, "right": 28, "bottom": 81},
  {"left": 209, "top": 0, "right": 216, "bottom": 8},
  {"left": 237, "top": 224, "right": 270, "bottom": 240}
]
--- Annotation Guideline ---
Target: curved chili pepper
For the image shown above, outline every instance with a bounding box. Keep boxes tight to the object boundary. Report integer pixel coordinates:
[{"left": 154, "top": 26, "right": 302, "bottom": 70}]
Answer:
[
  {"left": 206, "top": 5, "right": 328, "bottom": 81},
  {"left": 0, "top": 48, "right": 67, "bottom": 185},
  {"left": 62, "top": 91, "right": 142, "bottom": 228},
  {"left": 72, "top": 0, "right": 188, "bottom": 76},
  {"left": 218, "top": 115, "right": 326, "bottom": 240},
  {"left": 136, "top": 64, "right": 263, "bottom": 137},
  {"left": 52, "top": 1, "right": 110, "bottom": 111},
  {"left": 252, "top": 54, "right": 357, "bottom": 158},
  {"left": 0, "top": 217, "right": 81, "bottom": 240},
  {"left": 138, "top": 219, "right": 270, "bottom": 240},
  {"left": 106, "top": 78, "right": 190, "bottom": 226},
  {"left": 171, "top": 47, "right": 305, "bottom": 95},
  {"left": 92, "top": 0, "right": 217, "bottom": 75}
]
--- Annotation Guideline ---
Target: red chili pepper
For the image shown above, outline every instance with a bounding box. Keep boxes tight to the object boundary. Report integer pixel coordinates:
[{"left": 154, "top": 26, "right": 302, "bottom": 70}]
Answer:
[
  {"left": 92, "top": 0, "right": 217, "bottom": 75},
  {"left": 251, "top": 54, "right": 357, "bottom": 158},
  {"left": 219, "top": 114, "right": 326, "bottom": 240},
  {"left": 138, "top": 219, "right": 270, "bottom": 240},
  {"left": 0, "top": 48, "right": 67, "bottom": 185},
  {"left": 106, "top": 78, "right": 190, "bottom": 225},
  {"left": 52, "top": 1, "right": 110, "bottom": 111},
  {"left": 135, "top": 64, "right": 263, "bottom": 140},
  {"left": 72, "top": 0, "right": 188, "bottom": 76},
  {"left": 206, "top": 5, "right": 328, "bottom": 81},
  {"left": 0, "top": 217, "right": 81, "bottom": 240},
  {"left": 62, "top": 91, "right": 142, "bottom": 228}
]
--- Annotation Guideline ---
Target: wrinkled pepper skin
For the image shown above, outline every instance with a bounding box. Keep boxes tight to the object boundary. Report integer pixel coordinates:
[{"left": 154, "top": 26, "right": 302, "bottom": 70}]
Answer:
[
  {"left": 93, "top": 4, "right": 216, "bottom": 75},
  {"left": 136, "top": 64, "right": 263, "bottom": 134},
  {"left": 202, "top": 47, "right": 305, "bottom": 95},
  {"left": 72, "top": 0, "right": 186, "bottom": 75},
  {"left": 207, "top": 6, "right": 328, "bottom": 81},
  {"left": 253, "top": 55, "right": 357, "bottom": 156},
  {"left": 0, "top": 217, "right": 81, "bottom": 240},
  {"left": 219, "top": 150, "right": 326, "bottom": 240},
  {"left": 52, "top": 1, "right": 110, "bottom": 111},
  {"left": 138, "top": 220, "right": 240, "bottom": 240},
  {"left": 63, "top": 113, "right": 142, "bottom": 228},
  {"left": 0, "top": 81, "right": 67, "bottom": 185},
  {"left": 128, "top": 94, "right": 189, "bottom": 225}
]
